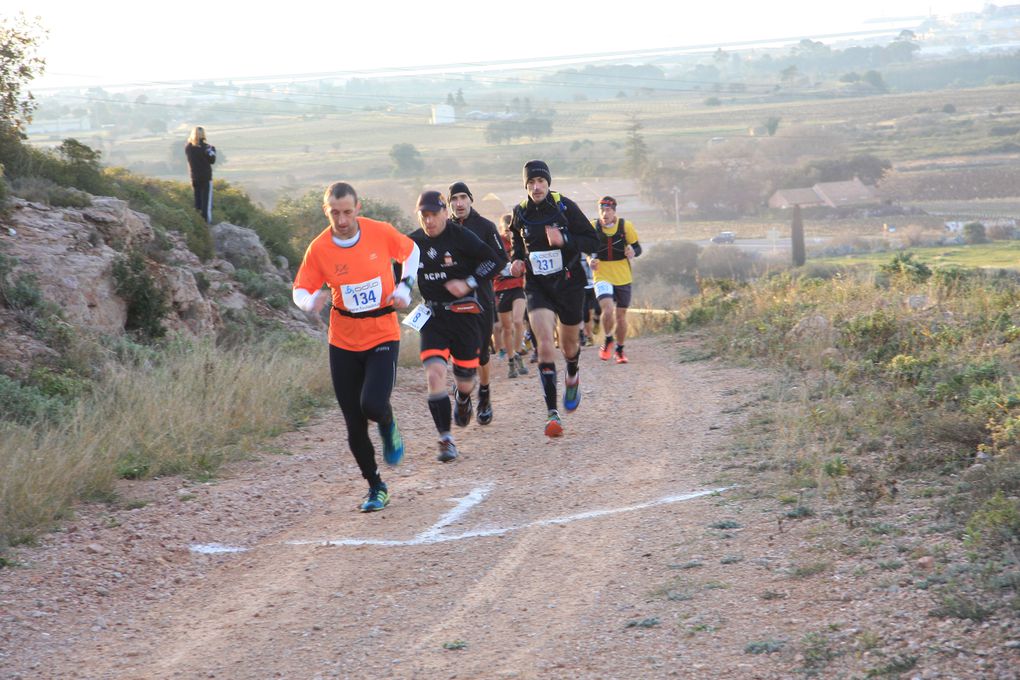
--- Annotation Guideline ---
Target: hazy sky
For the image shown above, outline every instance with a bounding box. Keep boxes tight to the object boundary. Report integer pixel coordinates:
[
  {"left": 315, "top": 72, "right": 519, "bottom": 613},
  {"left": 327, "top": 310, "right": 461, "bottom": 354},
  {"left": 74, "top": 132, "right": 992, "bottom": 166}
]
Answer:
[{"left": 16, "top": 0, "right": 984, "bottom": 89}]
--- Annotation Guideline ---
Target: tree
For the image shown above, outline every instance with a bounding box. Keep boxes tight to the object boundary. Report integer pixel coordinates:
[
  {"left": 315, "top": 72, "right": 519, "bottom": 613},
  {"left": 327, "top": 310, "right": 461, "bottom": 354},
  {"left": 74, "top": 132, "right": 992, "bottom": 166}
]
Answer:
[
  {"left": 389, "top": 143, "right": 425, "bottom": 177},
  {"left": 791, "top": 204, "right": 806, "bottom": 267},
  {"left": 0, "top": 13, "right": 46, "bottom": 138},
  {"left": 454, "top": 88, "right": 465, "bottom": 107},
  {"left": 862, "top": 70, "right": 887, "bottom": 91},
  {"left": 623, "top": 116, "right": 649, "bottom": 178},
  {"left": 763, "top": 116, "right": 781, "bottom": 136}
]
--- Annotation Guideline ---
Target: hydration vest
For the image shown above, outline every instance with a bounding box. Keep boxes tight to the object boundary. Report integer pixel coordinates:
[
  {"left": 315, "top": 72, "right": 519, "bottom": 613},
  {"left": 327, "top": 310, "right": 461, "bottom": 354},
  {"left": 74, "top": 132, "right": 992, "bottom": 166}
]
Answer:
[
  {"left": 515, "top": 191, "right": 566, "bottom": 229},
  {"left": 594, "top": 218, "right": 629, "bottom": 261}
]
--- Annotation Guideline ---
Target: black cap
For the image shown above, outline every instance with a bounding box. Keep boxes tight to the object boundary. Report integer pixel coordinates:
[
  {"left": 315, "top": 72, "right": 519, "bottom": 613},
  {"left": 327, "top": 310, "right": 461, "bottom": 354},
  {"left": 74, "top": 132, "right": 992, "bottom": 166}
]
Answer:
[
  {"left": 523, "top": 160, "right": 551, "bottom": 187},
  {"left": 448, "top": 181, "right": 473, "bottom": 201},
  {"left": 416, "top": 190, "right": 446, "bottom": 212}
]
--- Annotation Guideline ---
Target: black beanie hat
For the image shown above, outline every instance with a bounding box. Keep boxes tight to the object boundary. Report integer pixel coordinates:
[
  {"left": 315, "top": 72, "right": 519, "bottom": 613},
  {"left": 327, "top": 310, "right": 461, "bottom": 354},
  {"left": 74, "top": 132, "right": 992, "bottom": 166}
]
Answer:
[
  {"left": 448, "top": 181, "right": 473, "bottom": 201},
  {"left": 523, "top": 160, "right": 551, "bottom": 187}
]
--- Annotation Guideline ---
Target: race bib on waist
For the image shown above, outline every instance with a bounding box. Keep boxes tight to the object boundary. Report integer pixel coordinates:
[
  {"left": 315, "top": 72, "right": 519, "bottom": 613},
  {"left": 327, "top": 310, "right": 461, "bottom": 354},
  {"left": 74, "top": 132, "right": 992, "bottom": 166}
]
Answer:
[
  {"left": 529, "top": 249, "right": 563, "bottom": 275},
  {"left": 401, "top": 303, "right": 432, "bottom": 332},
  {"left": 594, "top": 281, "right": 614, "bottom": 298},
  {"left": 340, "top": 277, "right": 383, "bottom": 314}
]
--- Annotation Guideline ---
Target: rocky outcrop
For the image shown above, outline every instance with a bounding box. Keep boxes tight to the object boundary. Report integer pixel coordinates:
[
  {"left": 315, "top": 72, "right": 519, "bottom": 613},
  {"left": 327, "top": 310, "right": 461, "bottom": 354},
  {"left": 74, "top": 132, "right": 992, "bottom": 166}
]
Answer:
[{"left": 0, "top": 196, "right": 317, "bottom": 376}]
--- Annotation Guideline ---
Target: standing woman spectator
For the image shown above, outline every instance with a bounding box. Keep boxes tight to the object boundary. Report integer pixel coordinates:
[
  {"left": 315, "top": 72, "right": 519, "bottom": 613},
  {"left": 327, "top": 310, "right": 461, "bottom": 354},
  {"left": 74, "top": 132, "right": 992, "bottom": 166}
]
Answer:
[{"left": 185, "top": 126, "right": 216, "bottom": 223}]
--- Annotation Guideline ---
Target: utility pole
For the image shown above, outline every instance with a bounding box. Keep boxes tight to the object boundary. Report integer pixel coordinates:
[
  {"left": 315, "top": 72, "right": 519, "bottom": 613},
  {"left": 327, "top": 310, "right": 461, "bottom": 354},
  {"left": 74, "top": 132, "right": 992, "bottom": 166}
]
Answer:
[{"left": 672, "top": 186, "right": 680, "bottom": 236}]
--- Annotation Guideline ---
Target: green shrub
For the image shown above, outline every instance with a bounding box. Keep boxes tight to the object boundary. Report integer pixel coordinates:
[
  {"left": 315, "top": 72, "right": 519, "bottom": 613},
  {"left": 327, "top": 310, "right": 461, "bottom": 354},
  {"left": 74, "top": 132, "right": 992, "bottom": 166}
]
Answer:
[
  {"left": 0, "top": 375, "right": 67, "bottom": 424},
  {"left": 841, "top": 310, "right": 902, "bottom": 362},
  {"left": 233, "top": 268, "right": 290, "bottom": 309},
  {"left": 10, "top": 176, "right": 91, "bottom": 208},
  {"left": 0, "top": 258, "right": 42, "bottom": 310},
  {"left": 965, "top": 491, "right": 1020, "bottom": 549},
  {"left": 879, "top": 252, "right": 931, "bottom": 283},
  {"left": 112, "top": 251, "right": 168, "bottom": 340},
  {"left": 963, "top": 222, "right": 987, "bottom": 245}
]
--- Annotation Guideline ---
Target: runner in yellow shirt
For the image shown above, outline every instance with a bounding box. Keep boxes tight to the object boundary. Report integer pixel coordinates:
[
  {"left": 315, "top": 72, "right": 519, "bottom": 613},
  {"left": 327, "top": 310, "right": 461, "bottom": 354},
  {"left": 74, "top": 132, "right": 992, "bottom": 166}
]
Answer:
[{"left": 588, "top": 196, "right": 642, "bottom": 364}]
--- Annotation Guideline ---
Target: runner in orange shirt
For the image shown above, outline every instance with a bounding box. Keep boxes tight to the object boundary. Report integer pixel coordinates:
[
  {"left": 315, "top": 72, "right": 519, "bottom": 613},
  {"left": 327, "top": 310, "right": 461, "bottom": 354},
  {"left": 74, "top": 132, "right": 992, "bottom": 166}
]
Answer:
[{"left": 292, "top": 182, "right": 419, "bottom": 512}]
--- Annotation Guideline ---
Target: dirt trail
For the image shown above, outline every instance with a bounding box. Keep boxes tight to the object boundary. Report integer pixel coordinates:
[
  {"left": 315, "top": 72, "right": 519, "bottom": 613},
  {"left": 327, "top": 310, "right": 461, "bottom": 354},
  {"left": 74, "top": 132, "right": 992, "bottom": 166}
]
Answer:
[{"left": 1, "top": 336, "right": 1015, "bottom": 679}]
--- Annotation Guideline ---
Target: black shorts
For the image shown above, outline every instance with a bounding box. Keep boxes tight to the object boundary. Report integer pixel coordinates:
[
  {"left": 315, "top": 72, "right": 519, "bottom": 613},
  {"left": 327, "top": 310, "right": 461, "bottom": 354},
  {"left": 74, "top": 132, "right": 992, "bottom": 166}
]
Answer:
[
  {"left": 597, "top": 283, "right": 633, "bottom": 309},
  {"left": 477, "top": 303, "right": 495, "bottom": 364},
  {"left": 496, "top": 287, "right": 526, "bottom": 314},
  {"left": 419, "top": 309, "right": 482, "bottom": 369},
  {"left": 582, "top": 288, "right": 597, "bottom": 322},
  {"left": 525, "top": 276, "right": 586, "bottom": 326}
]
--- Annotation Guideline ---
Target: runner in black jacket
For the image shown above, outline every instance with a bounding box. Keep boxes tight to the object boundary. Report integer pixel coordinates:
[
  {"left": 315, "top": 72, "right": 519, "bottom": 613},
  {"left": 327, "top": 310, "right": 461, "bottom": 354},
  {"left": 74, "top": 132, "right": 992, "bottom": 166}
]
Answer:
[
  {"left": 408, "top": 191, "right": 500, "bottom": 462},
  {"left": 508, "top": 160, "right": 599, "bottom": 437},
  {"left": 448, "top": 181, "right": 508, "bottom": 426}
]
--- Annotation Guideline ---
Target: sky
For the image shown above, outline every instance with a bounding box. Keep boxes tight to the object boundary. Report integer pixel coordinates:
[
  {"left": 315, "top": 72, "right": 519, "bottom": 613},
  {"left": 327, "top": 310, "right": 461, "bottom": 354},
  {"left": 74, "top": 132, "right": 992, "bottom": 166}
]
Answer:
[{"left": 13, "top": 0, "right": 987, "bottom": 90}]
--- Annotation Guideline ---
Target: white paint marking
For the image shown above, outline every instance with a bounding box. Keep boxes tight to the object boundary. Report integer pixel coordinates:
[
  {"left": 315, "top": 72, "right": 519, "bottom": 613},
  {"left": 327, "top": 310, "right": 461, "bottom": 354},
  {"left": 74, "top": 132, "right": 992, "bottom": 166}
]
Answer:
[
  {"left": 287, "top": 486, "right": 730, "bottom": 548},
  {"left": 189, "top": 543, "right": 249, "bottom": 555}
]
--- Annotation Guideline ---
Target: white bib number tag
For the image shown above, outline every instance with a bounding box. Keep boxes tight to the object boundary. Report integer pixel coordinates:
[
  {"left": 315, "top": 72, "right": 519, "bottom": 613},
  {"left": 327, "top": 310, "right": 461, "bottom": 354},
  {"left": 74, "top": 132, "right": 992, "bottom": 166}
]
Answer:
[
  {"left": 529, "top": 249, "right": 563, "bottom": 275},
  {"left": 401, "top": 303, "right": 432, "bottom": 332},
  {"left": 341, "top": 277, "right": 383, "bottom": 314},
  {"left": 594, "top": 281, "right": 614, "bottom": 298}
]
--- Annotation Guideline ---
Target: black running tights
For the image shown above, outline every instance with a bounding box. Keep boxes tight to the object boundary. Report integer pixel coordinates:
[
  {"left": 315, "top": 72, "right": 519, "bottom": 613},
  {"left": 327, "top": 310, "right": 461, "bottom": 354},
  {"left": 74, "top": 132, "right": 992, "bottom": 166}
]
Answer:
[{"left": 328, "top": 341, "right": 398, "bottom": 486}]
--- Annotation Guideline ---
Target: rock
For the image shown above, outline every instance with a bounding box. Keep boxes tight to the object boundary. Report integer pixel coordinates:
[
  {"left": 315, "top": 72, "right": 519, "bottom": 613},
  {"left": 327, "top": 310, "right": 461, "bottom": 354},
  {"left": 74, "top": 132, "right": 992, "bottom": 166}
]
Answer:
[
  {"left": 917, "top": 556, "right": 935, "bottom": 570},
  {"left": 212, "top": 223, "right": 275, "bottom": 273},
  {"left": 85, "top": 544, "right": 108, "bottom": 555}
]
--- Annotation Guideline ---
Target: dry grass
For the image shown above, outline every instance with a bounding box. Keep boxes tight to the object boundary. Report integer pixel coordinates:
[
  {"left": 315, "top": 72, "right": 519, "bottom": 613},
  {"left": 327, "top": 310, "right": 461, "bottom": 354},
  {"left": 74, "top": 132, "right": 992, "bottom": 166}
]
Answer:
[{"left": 0, "top": 340, "right": 331, "bottom": 544}]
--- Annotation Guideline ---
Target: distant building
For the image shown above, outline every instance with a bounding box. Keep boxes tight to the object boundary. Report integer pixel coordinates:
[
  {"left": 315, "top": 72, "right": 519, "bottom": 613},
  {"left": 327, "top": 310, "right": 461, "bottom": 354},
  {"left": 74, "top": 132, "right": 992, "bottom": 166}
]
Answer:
[
  {"left": 27, "top": 116, "right": 92, "bottom": 135},
  {"left": 431, "top": 104, "right": 455, "bottom": 125},
  {"left": 769, "top": 177, "right": 880, "bottom": 209}
]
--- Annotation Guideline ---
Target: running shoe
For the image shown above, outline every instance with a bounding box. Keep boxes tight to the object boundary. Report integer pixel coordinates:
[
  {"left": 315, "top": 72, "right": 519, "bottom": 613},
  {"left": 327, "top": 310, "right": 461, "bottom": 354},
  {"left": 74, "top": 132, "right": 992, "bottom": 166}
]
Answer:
[
  {"left": 544, "top": 409, "right": 563, "bottom": 437},
  {"left": 498, "top": 349, "right": 507, "bottom": 360},
  {"left": 563, "top": 375, "right": 581, "bottom": 412},
  {"left": 454, "top": 394, "right": 473, "bottom": 427},
  {"left": 378, "top": 419, "right": 404, "bottom": 466},
  {"left": 599, "top": 340, "right": 614, "bottom": 361},
  {"left": 437, "top": 437, "right": 459, "bottom": 462},
  {"left": 508, "top": 358, "right": 519, "bottom": 379},
  {"left": 615, "top": 349, "right": 629, "bottom": 364},
  {"left": 359, "top": 483, "right": 389, "bottom": 512},
  {"left": 516, "top": 354, "right": 529, "bottom": 375},
  {"left": 585, "top": 334, "right": 594, "bottom": 347},
  {"left": 477, "top": 399, "right": 493, "bottom": 425}
]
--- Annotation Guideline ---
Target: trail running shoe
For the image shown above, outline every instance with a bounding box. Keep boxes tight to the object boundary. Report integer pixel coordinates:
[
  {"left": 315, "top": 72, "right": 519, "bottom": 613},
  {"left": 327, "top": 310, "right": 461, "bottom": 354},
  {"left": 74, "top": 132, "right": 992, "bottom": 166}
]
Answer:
[
  {"left": 508, "top": 358, "right": 519, "bottom": 379},
  {"left": 544, "top": 409, "right": 563, "bottom": 438},
  {"left": 498, "top": 349, "right": 507, "bottom": 360},
  {"left": 477, "top": 399, "right": 493, "bottom": 425},
  {"left": 516, "top": 354, "right": 529, "bottom": 375},
  {"left": 359, "top": 483, "right": 389, "bottom": 512},
  {"left": 454, "top": 394, "right": 473, "bottom": 427},
  {"left": 437, "top": 437, "right": 459, "bottom": 462},
  {"left": 378, "top": 419, "right": 404, "bottom": 466},
  {"left": 615, "top": 349, "right": 629, "bottom": 364},
  {"left": 585, "top": 334, "right": 594, "bottom": 347},
  {"left": 563, "top": 375, "right": 581, "bottom": 413},
  {"left": 599, "top": 341, "right": 614, "bottom": 361}
]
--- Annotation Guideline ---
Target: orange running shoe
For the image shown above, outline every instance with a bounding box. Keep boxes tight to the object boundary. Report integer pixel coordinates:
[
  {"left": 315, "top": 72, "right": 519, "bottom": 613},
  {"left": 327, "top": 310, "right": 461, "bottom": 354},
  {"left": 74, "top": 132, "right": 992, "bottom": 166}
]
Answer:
[
  {"left": 615, "top": 349, "right": 628, "bottom": 364},
  {"left": 599, "top": 340, "right": 614, "bottom": 361},
  {"left": 544, "top": 409, "right": 563, "bottom": 437}
]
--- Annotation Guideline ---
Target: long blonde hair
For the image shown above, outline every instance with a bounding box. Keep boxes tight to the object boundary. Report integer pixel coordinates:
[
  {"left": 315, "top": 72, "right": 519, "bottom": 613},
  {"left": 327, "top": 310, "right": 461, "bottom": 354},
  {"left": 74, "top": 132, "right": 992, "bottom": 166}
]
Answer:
[{"left": 188, "top": 126, "right": 206, "bottom": 145}]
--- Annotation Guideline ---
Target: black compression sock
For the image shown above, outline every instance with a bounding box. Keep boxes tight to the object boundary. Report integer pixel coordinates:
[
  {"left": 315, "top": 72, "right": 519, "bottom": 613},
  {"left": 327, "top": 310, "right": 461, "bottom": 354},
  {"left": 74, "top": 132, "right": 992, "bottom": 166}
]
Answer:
[
  {"left": 428, "top": 393, "right": 452, "bottom": 433},
  {"left": 539, "top": 362, "right": 557, "bottom": 411}
]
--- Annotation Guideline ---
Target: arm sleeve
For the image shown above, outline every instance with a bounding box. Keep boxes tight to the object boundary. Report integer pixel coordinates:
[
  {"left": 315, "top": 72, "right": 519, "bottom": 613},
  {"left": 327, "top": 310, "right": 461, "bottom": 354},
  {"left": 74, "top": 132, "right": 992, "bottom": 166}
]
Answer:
[
  {"left": 510, "top": 212, "right": 527, "bottom": 262},
  {"left": 292, "top": 241, "right": 326, "bottom": 306},
  {"left": 399, "top": 241, "right": 420, "bottom": 286},
  {"left": 486, "top": 223, "right": 510, "bottom": 268},
  {"left": 464, "top": 228, "right": 500, "bottom": 281},
  {"left": 563, "top": 201, "right": 600, "bottom": 256},
  {"left": 292, "top": 287, "right": 323, "bottom": 312}
]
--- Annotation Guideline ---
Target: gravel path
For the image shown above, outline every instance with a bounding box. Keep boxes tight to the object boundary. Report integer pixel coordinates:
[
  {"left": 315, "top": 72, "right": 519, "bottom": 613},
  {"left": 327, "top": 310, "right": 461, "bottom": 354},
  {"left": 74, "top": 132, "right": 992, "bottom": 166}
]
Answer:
[{"left": 1, "top": 335, "right": 1016, "bottom": 679}]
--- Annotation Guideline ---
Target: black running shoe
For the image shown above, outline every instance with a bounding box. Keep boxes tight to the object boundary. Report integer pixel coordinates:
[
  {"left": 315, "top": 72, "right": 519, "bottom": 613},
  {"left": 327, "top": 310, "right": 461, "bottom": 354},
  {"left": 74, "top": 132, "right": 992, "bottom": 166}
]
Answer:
[
  {"left": 454, "top": 394, "right": 473, "bottom": 427},
  {"left": 477, "top": 399, "right": 493, "bottom": 425},
  {"left": 437, "top": 438, "right": 459, "bottom": 462}
]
